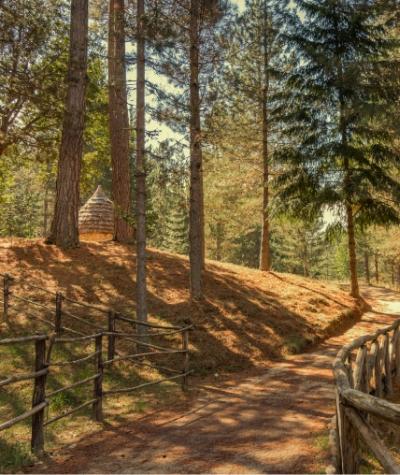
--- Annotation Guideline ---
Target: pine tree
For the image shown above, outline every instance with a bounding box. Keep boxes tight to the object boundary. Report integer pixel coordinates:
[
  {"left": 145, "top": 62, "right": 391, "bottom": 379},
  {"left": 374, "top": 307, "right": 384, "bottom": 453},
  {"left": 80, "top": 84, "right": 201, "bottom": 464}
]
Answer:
[
  {"left": 276, "top": 0, "right": 400, "bottom": 297},
  {"left": 151, "top": 0, "right": 229, "bottom": 300},
  {"left": 47, "top": 0, "right": 89, "bottom": 248},
  {"left": 231, "top": 0, "right": 285, "bottom": 271},
  {"left": 164, "top": 190, "right": 189, "bottom": 255},
  {"left": 108, "top": 0, "right": 134, "bottom": 243}
]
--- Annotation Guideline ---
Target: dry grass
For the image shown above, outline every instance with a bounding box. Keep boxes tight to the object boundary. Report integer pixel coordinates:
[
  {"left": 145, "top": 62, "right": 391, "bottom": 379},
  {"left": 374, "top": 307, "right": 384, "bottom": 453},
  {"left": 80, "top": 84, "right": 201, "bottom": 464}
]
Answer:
[
  {"left": 0, "top": 238, "right": 364, "bottom": 472},
  {"left": 0, "top": 238, "right": 362, "bottom": 373}
]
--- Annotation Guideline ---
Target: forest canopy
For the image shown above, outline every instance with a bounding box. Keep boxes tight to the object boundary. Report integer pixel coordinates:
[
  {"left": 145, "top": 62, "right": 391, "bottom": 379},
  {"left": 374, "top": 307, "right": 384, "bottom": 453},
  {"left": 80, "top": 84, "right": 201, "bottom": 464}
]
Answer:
[{"left": 1, "top": 0, "right": 400, "bottom": 296}]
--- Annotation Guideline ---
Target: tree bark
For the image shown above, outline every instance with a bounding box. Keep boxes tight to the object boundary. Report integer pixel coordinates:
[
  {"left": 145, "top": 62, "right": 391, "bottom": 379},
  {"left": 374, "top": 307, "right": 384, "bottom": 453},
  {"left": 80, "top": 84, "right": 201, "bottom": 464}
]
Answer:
[
  {"left": 364, "top": 251, "right": 370, "bottom": 286},
  {"left": 135, "top": 0, "right": 147, "bottom": 326},
  {"left": 108, "top": 0, "right": 134, "bottom": 243},
  {"left": 346, "top": 203, "right": 359, "bottom": 298},
  {"left": 189, "top": 0, "right": 203, "bottom": 301},
  {"left": 339, "top": 55, "right": 359, "bottom": 298},
  {"left": 259, "top": 1, "right": 270, "bottom": 272},
  {"left": 46, "top": 0, "right": 88, "bottom": 248},
  {"left": 391, "top": 261, "right": 395, "bottom": 287}
]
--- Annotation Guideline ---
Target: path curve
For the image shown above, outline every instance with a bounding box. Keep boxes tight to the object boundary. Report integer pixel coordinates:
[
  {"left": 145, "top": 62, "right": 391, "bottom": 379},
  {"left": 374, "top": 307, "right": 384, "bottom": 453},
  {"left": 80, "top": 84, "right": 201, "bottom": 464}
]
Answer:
[{"left": 34, "top": 286, "right": 400, "bottom": 474}]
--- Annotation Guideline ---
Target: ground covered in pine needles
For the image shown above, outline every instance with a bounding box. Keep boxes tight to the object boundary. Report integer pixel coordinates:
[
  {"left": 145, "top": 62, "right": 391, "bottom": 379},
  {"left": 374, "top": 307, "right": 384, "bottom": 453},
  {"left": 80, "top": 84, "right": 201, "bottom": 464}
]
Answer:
[
  {"left": 0, "top": 238, "right": 366, "bottom": 472},
  {"left": 0, "top": 238, "right": 363, "bottom": 374}
]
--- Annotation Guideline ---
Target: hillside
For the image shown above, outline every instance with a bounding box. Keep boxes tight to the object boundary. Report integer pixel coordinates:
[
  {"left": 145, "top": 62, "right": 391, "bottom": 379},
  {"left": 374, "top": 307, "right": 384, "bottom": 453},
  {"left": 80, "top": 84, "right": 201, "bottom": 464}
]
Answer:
[{"left": 0, "top": 239, "right": 363, "bottom": 374}]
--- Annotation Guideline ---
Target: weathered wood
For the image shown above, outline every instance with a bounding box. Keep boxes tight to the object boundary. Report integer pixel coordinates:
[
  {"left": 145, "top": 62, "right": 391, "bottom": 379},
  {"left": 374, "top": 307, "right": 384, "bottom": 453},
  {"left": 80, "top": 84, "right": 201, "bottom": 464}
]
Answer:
[
  {"left": 375, "top": 336, "right": 384, "bottom": 398},
  {"left": 104, "top": 370, "right": 192, "bottom": 395},
  {"left": 107, "top": 310, "right": 116, "bottom": 360},
  {"left": 390, "top": 328, "right": 398, "bottom": 368},
  {"left": 383, "top": 333, "right": 393, "bottom": 395},
  {"left": 55, "top": 292, "right": 63, "bottom": 336},
  {"left": 395, "top": 327, "right": 400, "bottom": 383},
  {"left": 0, "top": 334, "right": 48, "bottom": 345},
  {"left": 114, "top": 313, "right": 182, "bottom": 330},
  {"left": 339, "top": 396, "right": 359, "bottom": 473},
  {"left": 61, "top": 294, "right": 108, "bottom": 313},
  {"left": 3, "top": 273, "right": 12, "bottom": 323},
  {"left": 363, "top": 351, "right": 371, "bottom": 394},
  {"left": 368, "top": 341, "right": 378, "bottom": 393},
  {"left": 0, "top": 401, "right": 48, "bottom": 432},
  {"left": 103, "top": 332, "right": 184, "bottom": 353},
  {"left": 333, "top": 357, "right": 351, "bottom": 392},
  {"left": 344, "top": 406, "right": 400, "bottom": 474},
  {"left": 342, "top": 388, "right": 400, "bottom": 425},
  {"left": 20, "top": 280, "right": 56, "bottom": 295},
  {"left": 353, "top": 346, "right": 367, "bottom": 391},
  {"left": 12, "top": 294, "right": 53, "bottom": 313},
  {"left": 44, "top": 398, "right": 97, "bottom": 426},
  {"left": 182, "top": 329, "right": 190, "bottom": 391},
  {"left": 26, "top": 311, "right": 57, "bottom": 329},
  {"left": 327, "top": 413, "right": 341, "bottom": 474},
  {"left": 47, "top": 373, "right": 100, "bottom": 398},
  {"left": 62, "top": 308, "right": 103, "bottom": 330},
  {"left": 31, "top": 338, "right": 48, "bottom": 454},
  {"left": 0, "top": 368, "right": 48, "bottom": 388},
  {"left": 103, "top": 349, "right": 185, "bottom": 366},
  {"left": 55, "top": 333, "right": 102, "bottom": 343},
  {"left": 50, "top": 350, "right": 100, "bottom": 367},
  {"left": 93, "top": 334, "right": 103, "bottom": 421}
]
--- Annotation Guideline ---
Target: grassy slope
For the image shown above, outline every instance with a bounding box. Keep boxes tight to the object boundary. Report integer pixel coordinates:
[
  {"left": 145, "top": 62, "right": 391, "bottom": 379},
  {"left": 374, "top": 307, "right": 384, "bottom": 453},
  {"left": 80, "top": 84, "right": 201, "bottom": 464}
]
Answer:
[
  {"left": 0, "top": 239, "right": 364, "bottom": 471},
  {"left": 0, "top": 239, "right": 362, "bottom": 373}
]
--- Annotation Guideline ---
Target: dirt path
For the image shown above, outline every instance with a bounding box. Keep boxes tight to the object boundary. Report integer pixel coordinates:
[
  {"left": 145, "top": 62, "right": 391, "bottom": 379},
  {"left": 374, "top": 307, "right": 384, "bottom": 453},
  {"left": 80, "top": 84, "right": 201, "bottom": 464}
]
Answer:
[{"left": 34, "top": 286, "right": 400, "bottom": 474}]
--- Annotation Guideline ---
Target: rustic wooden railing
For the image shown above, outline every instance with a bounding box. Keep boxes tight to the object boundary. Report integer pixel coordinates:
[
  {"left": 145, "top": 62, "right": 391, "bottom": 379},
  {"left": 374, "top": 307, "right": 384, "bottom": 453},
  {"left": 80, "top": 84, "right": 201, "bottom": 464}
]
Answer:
[
  {"left": 0, "top": 273, "right": 192, "bottom": 455},
  {"left": 332, "top": 317, "right": 400, "bottom": 473}
]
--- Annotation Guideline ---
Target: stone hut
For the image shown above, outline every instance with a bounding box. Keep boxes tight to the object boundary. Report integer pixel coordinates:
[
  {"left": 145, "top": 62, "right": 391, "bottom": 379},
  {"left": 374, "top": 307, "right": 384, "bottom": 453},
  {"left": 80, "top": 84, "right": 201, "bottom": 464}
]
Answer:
[{"left": 79, "top": 185, "right": 114, "bottom": 241}]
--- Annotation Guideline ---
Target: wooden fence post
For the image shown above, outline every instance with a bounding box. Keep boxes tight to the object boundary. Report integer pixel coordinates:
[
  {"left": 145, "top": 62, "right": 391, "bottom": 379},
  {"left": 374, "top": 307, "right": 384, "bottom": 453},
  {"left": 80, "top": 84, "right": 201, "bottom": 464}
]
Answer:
[
  {"left": 55, "top": 292, "right": 63, "bottom": 336},
  {"left": 335, "top": 391, "right": 344, "bottom": 474},
  {"left": 31, "top": 338, "right": 48, "bottom": 454},
  {"left": 338, "top": 393, "right": 359, "bottom": 474},
  {"left": 384, "top": 333, "right": 393, "bottom": 396},
  {"left": 181, "top": 329, "right": 189, "bottom": 391},
  {"left": 375, "top": 337, "right": 384, "bottom": 398},
  {"left": 93, "top": 334, "right": 103, "bottom": 421},
  {"left": 395, "top": 327, "right": 400, "bottom": 383},
  {"left": 3, "top": 273, "right": 12, "bottom": 323},
  {"left": 107, "top": 311, "right": 116, "bottom": 361}
]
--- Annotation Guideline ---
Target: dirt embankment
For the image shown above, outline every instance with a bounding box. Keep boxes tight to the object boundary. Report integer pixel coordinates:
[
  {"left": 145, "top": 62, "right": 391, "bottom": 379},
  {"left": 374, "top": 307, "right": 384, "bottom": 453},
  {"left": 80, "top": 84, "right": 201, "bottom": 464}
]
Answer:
[{"left": 0, "top": 239, "right": 362, "bottom": 375}]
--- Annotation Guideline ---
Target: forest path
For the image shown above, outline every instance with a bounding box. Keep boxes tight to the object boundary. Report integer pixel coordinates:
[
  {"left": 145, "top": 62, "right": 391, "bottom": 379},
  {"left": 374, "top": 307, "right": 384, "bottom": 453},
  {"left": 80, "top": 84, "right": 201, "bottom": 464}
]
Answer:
[{"left": 34, "top": 286, "right": 400, "bottom": 474}]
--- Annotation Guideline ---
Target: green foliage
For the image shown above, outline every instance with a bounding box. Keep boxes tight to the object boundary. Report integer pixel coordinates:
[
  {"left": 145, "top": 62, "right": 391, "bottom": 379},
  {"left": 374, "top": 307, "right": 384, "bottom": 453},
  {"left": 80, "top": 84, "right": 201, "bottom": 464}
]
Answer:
[
  {"left": 276, "top": 0, "right": 400, "bottom": 224},
  {"left": 163, "top": 190, "right": 189, "bottom": 255},
  {"left": 232, "top": 226, "right": 261, "bottom": 268},
  {"left": 0, "top": 440, "right": 33, "bottom": 473},
  {"left": 271, "top": 215, "right": 326, "bottom": 277}
]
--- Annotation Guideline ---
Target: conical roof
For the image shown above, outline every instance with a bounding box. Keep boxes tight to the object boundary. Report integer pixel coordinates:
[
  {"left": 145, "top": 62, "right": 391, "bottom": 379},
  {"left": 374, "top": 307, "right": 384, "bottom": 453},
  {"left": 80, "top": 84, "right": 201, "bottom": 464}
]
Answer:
[{"left": 79, "top": 185, "right": 114, "bottom": 235}]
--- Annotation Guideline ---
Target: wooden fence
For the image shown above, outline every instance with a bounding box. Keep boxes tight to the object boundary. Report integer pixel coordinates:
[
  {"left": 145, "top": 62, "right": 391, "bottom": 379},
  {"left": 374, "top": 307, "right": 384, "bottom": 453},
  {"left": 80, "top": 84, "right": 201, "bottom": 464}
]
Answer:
[
  {"left": 0, "top": 273, "right": 192, "bottom": 455},
  {"left": 332, "top": 317, "right": 400, "bottom": 473}
]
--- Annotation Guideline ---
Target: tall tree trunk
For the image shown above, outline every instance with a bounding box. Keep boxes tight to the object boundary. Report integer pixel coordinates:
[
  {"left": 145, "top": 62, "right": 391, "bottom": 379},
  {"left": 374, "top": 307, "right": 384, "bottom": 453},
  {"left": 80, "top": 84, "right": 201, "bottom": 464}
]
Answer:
[
  {"left": 375, "top": 252, "right": 379, "bottom": 283},
  {"left": 397, "top": 263, "right": 400, "bottom": 289},
  {"left": 339, "top": 62, "right": 359, "bottom": 298},
  {"left": 189, "top": 0, "right": 203, "bottom": 300},
  {"left": 200, "top": 171, "right": 205, "bottom": 267},
  {"left": 215, "top": 220, "right": 223, "bottom": 261},
  {"left": 364, "top": 251, "right": 370, "bottom": 286},
  {"left": 46, "top": 0, "right": 88, "bottom": 248},
  {"left": 135, "top": 0, "right": 147, "bottom": 326},
  {"left": 259, "top": 2, "right": 270, "bottom": 272},
  {"left": 108, "top": 0, "right": 134, "bottom": 243},
  {"left": 391, "top": 261, "right": 395, "bottom": 287},
  {"left": 346, "top": 204, "right": 359, "bottom": 298}
]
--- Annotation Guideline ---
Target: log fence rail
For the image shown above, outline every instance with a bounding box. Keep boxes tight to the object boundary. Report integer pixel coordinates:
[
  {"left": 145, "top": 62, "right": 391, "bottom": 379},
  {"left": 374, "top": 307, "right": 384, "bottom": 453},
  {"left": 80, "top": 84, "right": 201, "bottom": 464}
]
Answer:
[
  {"left": 332, "top": 316, "right": 400, "bottom": 473},
  {"left": 0, "top": 273, "right": 192, "bottom": 455}
]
